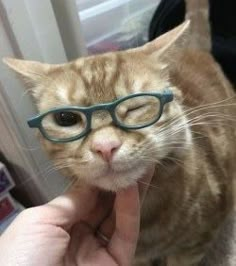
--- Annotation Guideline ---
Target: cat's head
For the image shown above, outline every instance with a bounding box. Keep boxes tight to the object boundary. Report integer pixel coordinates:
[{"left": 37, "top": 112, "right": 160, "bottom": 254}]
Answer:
[{"left": 3, "top": 21, "right": 192, "bottom": 191}]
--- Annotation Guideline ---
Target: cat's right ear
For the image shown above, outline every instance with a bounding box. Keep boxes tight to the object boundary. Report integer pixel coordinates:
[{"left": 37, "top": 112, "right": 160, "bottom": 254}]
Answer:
[
  {"left": 143, "top": 21, "right": 191, "bottom": 61},
  {"left": 2, "top": 57, "right": 51, "bottom": 83}
]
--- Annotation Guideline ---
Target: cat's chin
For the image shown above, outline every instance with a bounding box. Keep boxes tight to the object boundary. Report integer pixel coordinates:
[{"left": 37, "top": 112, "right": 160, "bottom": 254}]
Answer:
[{"left": 82, "top": 166, "right": 150, "bottom": 192}]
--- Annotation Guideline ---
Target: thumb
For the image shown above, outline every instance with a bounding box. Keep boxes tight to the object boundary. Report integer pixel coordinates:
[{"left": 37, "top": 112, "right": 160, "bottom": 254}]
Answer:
[{"left": 108, "top": 185, "right": 140, "bottom": 265}]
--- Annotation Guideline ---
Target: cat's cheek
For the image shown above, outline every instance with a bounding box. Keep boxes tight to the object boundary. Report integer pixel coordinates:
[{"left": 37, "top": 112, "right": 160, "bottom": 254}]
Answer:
[{"left": 38, "top": 135, "right": 64, "bottom": 157}]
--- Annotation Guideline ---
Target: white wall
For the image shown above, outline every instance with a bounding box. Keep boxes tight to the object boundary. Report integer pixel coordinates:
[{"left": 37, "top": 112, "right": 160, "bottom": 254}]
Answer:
[{"left": 0, "top": 0, "right": 84, "bottom": 204}]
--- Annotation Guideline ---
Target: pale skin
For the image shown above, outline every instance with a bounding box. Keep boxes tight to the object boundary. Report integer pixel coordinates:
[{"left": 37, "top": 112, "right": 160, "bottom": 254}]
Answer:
[{"left": 0, "top": 168, "right": 154, "bottom": 266}]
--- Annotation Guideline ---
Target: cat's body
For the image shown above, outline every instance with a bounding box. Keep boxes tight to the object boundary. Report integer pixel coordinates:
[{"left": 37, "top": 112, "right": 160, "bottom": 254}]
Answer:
[
  {"left": 4, "top": 0, "right": 236, "bottom": 265},
  {"left": 137, "top": 50, "right": 236, "bottom": 265}
]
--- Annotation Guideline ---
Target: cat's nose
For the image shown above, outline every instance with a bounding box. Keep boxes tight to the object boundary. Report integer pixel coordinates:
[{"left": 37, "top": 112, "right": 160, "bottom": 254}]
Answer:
[{"left": 91, "top": 138, "right": 122, "bottom": 162}]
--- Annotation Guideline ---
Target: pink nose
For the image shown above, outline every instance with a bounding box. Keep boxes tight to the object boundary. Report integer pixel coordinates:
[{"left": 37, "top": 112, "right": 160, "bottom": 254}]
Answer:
[{"left": 91, "top": 139, "right": 122, "bottom": 162}]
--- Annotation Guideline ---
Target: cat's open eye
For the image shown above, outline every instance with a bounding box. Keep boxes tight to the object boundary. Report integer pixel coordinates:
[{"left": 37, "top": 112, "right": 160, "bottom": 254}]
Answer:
[
  {"left": 54, "top": 111, "right": 81, "bottom": 127},
  {"left": 41, "top": 110, "right": 87, "bottom": 140}
]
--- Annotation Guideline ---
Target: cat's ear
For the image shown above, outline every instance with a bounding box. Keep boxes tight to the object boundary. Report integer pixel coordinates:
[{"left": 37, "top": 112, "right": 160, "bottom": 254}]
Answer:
[
  {"left": 144, "top": 21, "right": 191, "bottom": 60},
  {"left": 2, "top": 58, "right": 50, "bottom": 83}
]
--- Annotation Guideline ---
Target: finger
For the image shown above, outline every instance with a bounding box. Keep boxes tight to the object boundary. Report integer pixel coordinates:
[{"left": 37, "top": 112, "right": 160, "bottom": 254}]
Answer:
[
  {"left": 67, "top": 222, "right": 97, "bottom": 259},
  {"left": 108, "top": 185, "right": 140, "bottom": 266},
  {"left": 97, "top": 167, "right": 155, "bottom": 246},
  {"left": 96, "top": 209, "right": 115, "bottom": 246},
  {"left": 84, "top": 191, "right": 115, "bottom": 229}
]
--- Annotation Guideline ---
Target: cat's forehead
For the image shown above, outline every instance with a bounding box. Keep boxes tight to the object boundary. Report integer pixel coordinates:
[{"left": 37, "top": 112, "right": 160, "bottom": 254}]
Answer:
[
  {"left": 41, "top": 52, "right": 168, "bottom": 109},
  {"left": 77, "top": 54, "right": 120, "bottom": 103},
  {"left": 79, "top": 53, "right": 167, "bottom": 97}
]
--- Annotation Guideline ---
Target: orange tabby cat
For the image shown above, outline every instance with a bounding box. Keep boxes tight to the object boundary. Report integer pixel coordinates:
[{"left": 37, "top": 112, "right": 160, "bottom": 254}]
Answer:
[{"left": 3, "top": 0, "right": 236, "bottom": 265}]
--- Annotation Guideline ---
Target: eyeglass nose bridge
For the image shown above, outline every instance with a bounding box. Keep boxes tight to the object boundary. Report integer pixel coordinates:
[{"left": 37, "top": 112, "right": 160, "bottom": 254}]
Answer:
[{"left": 86, "top": 103, "right": 117, "bottom": 130}]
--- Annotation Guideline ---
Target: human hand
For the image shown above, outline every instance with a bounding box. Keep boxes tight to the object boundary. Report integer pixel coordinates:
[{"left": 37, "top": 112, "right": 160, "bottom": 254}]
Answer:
[{"left": 0, "top": 167, "right": 154, "bottom": 266}]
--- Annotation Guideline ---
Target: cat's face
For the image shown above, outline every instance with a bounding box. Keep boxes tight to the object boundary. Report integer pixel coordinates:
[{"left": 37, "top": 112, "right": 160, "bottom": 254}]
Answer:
[{"left": 3, "top": 22, "right": 192, "bottom": 191}]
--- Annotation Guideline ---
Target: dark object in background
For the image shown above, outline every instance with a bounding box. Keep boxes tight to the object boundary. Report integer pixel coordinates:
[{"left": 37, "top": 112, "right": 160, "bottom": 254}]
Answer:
[{"left": 149, "top": 0, "right": 236, "bottom": 87}]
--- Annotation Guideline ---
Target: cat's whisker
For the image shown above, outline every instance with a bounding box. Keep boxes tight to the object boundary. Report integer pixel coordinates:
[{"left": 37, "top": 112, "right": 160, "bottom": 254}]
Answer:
[
  {"left": 138, "top": 156, "right": 173, "bottom": 173},
  {"left": 13, "top": 176, "right": 38, "bottom": 189},
  {"left": 141, "top": 137, "right": 194, "bottom": 149},
  {"left": 61, "top": 176, "right": 78, "bottom": 193},
  {"left": 164, "top": 156, "right": 185, "bottom": 167},
  {"left": 141, "top": 156, "right": 184, "bottom": 166},
  {"left": 155, "top": 101, "right": 236, "bottom": 136},
  {"left": 38, "top": 162, "right": 75, "bottom": 179},
  {"left": 181, "top": 98, "right": 236, "bottom": 118},
  {"left": 187, "top": 113, "right": 236, "bottom": 124},
  {"left": 154, "top": 112, "right": 236, "bottom": 140},
  {"left": 13, "top": 135, "right": 41, "bottom": 152},
  {"left": 137, "top": 180, "right": 160, "bottom": 190},
  {"left": 126, "top": 175, "right": 161, "bottom": 190}
]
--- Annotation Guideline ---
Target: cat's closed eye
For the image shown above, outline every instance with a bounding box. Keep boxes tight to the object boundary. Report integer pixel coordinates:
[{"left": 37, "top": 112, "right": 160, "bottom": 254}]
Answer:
[
  {"left": 115, "top": 96, "right": 160, "bottom": 126},
  {"left": 128, "top": 103, "right": 148, "bottom": 113}
]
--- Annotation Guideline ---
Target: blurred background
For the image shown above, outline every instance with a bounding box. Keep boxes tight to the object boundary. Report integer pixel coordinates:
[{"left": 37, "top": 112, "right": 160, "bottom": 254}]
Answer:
[{"left": 77, "top": 0, "right": 159, "bottom": 54}]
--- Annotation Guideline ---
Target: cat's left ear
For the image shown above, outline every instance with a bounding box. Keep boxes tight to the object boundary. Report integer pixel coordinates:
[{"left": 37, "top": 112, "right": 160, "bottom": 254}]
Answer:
[
  {"left": 3, "top": 57, "right": 51, "bottom": 83},
  {"left": 143, "top": 20, "right": 191, "bottom": 60}
]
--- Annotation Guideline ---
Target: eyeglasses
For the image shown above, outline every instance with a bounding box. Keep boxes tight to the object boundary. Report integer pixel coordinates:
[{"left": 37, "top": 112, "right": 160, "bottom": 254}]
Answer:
[{"left": 27, "top": 90, "right": 173, "bottom": 143}]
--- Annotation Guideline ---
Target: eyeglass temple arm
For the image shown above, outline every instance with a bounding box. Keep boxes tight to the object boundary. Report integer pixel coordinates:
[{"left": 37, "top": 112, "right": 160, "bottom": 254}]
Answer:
[
  {"left": 163, "top": 89, "right": 174, "bottom": 102},
  {"left": 27, "top": 117, "right": 39, "bottom": 128}
]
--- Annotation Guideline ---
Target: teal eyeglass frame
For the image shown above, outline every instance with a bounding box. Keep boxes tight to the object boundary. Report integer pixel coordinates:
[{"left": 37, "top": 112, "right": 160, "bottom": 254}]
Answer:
[{"left": 27, "top": 89, "right": 173, "bottom": 143}]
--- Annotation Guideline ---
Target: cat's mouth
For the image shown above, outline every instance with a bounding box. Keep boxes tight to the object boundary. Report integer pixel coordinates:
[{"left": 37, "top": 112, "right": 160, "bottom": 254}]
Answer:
[
  {"left": 69, "top": 155, "right": 154, "bottom": 191},
  {"left": 74, "top": 162, "right": 152, "bottom": 191},
  {"left": 102, "top": 165, "right": 131, "bottom": 179},
  {"left": 105, "top": 160, "right": 136, "bottom": 173}
]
